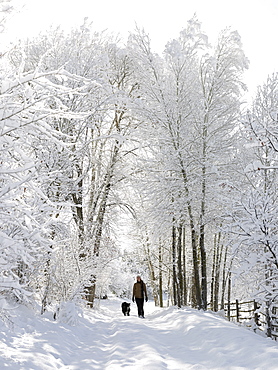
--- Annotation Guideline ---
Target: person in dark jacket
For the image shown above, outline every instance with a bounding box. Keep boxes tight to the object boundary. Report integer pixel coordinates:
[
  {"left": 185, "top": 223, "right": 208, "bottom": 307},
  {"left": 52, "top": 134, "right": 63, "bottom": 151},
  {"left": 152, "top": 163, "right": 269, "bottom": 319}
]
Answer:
[{"left": 132, "top": 275, "right": 148, "bottom": 318}]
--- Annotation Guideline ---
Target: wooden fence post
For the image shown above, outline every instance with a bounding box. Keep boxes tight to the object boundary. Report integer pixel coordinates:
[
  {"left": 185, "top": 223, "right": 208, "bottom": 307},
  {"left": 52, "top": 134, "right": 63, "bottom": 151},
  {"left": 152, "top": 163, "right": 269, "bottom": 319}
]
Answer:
[
  {"left": 266, "top": 300, "right": 272, "bottom": 338},
  {"left": 223, "top": 298, "right": 278, "bottom": 341},
  {"left": 254, "top": 300, "right": 260, "bottom": 327},
  {"left": 236, "top": 299, "right": 240, "bottom": 322},
  {"left": 227, "top": 301, "right": 230, "bottom": 321},
  {"left": 272, "top": 305, "right": 278, "bottom": 341},
  {"left": 227, "top": 274, "right": 231, "bottom": 321}
]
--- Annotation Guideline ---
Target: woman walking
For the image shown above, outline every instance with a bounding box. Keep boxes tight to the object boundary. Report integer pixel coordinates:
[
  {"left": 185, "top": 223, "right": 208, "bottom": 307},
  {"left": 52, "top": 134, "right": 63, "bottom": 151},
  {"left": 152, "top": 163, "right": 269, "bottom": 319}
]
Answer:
[{"left": 132, "top": 275, "right": 148, "bottom": 318}]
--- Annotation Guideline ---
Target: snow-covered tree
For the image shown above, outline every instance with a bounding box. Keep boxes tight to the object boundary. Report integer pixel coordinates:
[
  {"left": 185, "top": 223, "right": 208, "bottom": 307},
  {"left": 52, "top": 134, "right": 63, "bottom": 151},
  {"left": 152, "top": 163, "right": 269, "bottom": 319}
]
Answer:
[
  {"left": 0, "top": 37, "right": 91, "bottom": 313},
  {"left": 223, "top": 74, "right": 278, "bottom": 335},
  {"left": 20, "top": 23, "right": 143, "bottom": 308},
  {"left": 127, "top": 18, "right": 248, "bottom": 310}
]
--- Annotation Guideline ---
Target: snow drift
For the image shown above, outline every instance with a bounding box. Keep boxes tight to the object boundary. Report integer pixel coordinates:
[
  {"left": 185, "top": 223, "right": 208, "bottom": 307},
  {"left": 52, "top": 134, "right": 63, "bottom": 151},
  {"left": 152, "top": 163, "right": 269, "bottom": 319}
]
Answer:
[{"left": 0, "top": 297, "right": 278, "bottom": 369}]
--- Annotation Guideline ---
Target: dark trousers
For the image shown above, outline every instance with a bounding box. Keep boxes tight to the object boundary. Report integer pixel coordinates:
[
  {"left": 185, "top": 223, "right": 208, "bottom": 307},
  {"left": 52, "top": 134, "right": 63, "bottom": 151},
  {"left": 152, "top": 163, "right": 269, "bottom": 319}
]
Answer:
[{"left": 135, "top": 298, "right": 144, "bottom": 317}]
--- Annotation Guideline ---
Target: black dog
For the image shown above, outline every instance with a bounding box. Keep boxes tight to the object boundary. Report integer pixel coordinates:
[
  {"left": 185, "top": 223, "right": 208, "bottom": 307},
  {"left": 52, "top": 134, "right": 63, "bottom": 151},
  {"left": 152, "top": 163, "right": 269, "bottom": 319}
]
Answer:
[{"left": 121, "top": 302, "right": 130, "bottom": 316}]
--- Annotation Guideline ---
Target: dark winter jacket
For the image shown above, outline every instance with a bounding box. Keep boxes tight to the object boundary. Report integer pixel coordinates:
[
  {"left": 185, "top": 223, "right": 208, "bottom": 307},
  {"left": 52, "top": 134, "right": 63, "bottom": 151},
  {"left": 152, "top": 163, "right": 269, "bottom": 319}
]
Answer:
[{"left": 133, "top": 280, "right": 147, "bottom": 299}]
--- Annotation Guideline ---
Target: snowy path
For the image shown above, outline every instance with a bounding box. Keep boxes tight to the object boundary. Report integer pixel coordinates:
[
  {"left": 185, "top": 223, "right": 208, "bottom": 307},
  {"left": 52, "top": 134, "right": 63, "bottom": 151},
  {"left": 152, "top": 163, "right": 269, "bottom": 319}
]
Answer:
[{"left": 1, "top": 297, "right": 278, "bottom": 369}]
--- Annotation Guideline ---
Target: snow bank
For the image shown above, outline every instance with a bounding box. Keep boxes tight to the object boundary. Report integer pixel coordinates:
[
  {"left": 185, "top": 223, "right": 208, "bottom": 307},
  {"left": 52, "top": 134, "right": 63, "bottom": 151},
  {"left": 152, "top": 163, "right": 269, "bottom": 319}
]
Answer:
[{"left": 0, "top": 297, "right": 277, "bottom": 369}]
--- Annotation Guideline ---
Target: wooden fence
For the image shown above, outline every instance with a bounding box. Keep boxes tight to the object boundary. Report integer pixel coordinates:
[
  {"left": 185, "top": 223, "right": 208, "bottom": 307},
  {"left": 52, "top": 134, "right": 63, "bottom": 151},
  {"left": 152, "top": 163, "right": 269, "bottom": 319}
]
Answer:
[{"left": 224, "top": 300, "right": 278, "bottom": 341}]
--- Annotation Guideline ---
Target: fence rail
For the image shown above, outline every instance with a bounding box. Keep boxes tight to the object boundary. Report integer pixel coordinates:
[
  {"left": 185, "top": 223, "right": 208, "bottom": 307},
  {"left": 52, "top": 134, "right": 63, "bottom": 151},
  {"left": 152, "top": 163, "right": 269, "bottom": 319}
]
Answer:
[{"left": 223, "top": 300, "right": 278, "bottom": 341}]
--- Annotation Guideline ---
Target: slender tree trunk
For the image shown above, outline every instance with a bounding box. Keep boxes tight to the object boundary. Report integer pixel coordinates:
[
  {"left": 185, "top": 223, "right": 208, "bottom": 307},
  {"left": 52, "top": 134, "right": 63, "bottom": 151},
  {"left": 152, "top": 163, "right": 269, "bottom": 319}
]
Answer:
[
  {"left": 41, "top": 265, "right": 51, "bottom": 315},
  {"left": 41, "top": 225, "right": 59, "bottom": 314},
  {"left": 182, "top": 226, "right": 187, "bottom": 305},
  {"left": 211, "top": 234, "right": 217, "bottom": 310},
  {"left": 177, "top": 224, "right": 183, "bottom": 307},
  {"left": 172, "top": 224, "right": 178, "bottom": 306},
  {"left": 191, "top": 273, "right": 197, "bottom": 308},
  {"left": 178, "top": 157, "right": 201, "bottom": 309},
  {"left": 199, "top": 124, "right": 207, "bottom": 310},
  {"left": 227, "top": 271, "right": 231, "bottom": 319},
  {"left": 85, "top": 178, "right": 111, "bottom": 307},
  {"left": 159, "top": 243, "right": 163, "bottom": 307},
  {"left": 146, "top": 243, "right": 159, "bottom": 306},
  {"left": 71, "top": 164, "right": 85, "bottom": 258},
  {"left": 221, "top": 245, "right": 229, "bottom": 309},
  {"left": 213, "top": 234, "right": 222, "bottom": 311},
  {"left": 167, "top": 272, "right": 171, "bottom": 307},
  {"left": 199, "top": 224, "right": 207, "bottom": 310},
  {"left": 85, "top": 144, "right": 120, "bottom": 307},
  {"left": 85, "top": 281, "right": 96, "bottom": 308},
  {"left": 190, "top": 222, "right": 201, "bottom": 309}
]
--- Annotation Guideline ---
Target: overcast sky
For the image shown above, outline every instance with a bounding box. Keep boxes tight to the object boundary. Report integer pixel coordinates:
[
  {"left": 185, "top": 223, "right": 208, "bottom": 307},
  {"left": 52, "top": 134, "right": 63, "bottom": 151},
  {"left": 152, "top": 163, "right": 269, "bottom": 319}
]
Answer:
[{"left": 5, "top": 0, "right": 278, "bottom": 101}]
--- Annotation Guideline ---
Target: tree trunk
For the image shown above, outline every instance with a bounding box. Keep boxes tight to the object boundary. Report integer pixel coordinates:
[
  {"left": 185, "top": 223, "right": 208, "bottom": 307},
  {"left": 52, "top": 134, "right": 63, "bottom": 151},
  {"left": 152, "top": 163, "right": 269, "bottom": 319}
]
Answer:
[
  {"left": 146, "top": 243, "right": 159, "bottom": 306},
  {"left": 199, "top": 125, "right": 207, "bottom": 310},
  {"left": 227, "top": 271, "right": 231, "bottom": 320},
  {"left": 178, "top": 158, "right": 201, "bottom": 309},
  {"left": 210, "top": 234, "right": 217, "bottom": 310},
  {"left": 221, "top": 245, "right": 229, "bottom": 310},
  {"left": 177, "top": 224, "right": 183, "bottom": 308},
  {"left": 159, "top": 243, "right": 163, "bottom": 307},
  {"left": 172, "top": 224, "right": 178, "bottom": 306},
  {"left": 213, "top": 234, "right": 222, "bottom": 312},
  {"left": 182, "top": 226, "right": 187, "bottom": 305},
  {"left": 85, "top": 280, "right": 96, "bottom": 308},
  {"left": 191, "top": 223, "right": 201, "bottom": 309},
  {"left": 84, "top": 144, "right": 119, "bottom": 307}
]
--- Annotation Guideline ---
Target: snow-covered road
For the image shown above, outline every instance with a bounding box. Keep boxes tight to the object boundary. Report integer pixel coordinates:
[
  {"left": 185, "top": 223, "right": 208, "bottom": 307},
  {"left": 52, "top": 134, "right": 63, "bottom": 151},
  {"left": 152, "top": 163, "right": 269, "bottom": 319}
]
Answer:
[{"left": 0, "top": 297, "right": 278, "bottom": 369}]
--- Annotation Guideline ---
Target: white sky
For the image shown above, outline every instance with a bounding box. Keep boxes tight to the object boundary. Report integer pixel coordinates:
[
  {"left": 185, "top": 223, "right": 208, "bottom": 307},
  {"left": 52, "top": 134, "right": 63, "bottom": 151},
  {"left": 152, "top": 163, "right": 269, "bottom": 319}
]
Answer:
[{"left": 5, "top": 0, "right": 278, "bottom": 101}]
